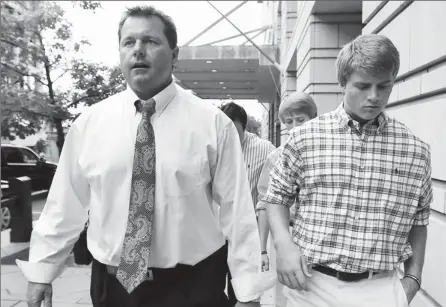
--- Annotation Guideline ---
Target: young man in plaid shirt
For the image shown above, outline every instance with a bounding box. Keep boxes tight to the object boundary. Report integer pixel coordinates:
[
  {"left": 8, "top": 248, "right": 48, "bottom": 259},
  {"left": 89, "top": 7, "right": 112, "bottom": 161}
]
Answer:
[{"left": 265, "top": 34, "right": 433, "bottom": 307}]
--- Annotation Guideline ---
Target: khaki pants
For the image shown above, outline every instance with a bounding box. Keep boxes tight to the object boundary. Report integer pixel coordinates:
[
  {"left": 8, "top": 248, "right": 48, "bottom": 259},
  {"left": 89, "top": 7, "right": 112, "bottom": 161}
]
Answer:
[{"left": 283, "top": 270, "right": 408, "bottom": 307}]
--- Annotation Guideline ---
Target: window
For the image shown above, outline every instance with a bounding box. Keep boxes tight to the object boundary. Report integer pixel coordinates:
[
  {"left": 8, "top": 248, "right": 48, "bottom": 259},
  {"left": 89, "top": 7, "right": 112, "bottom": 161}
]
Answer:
[
  {"left": 1, "top": 147, "right": 38, "bottom": 164},
  {"left": 20, "top": 148, "right": 38, "bottom": 163},
  {"left": 2, "top": 147, "right": 24, "bottom": 163}
]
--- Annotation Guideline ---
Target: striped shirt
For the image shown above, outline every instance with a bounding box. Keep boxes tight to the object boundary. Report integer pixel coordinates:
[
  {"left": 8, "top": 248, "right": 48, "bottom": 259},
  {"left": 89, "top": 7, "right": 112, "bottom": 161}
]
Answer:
[
  {"left": 256, "top": 146, "right": 297, "bottom": 225},
  {"left": 242, "top": 132, "right": 276, "bottom": 206},
  {"left": 265, "top": 104, "right": 432, "bottom": 273}
]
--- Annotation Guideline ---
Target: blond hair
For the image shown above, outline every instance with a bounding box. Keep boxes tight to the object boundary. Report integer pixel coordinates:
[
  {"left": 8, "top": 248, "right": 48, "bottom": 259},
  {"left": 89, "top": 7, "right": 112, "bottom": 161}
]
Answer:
[
  {"left": 279, "top": 92, "right": 317, "bottom": 123},
  {"left": 336, "top": 34, "right": 400, "bottom": 87}
]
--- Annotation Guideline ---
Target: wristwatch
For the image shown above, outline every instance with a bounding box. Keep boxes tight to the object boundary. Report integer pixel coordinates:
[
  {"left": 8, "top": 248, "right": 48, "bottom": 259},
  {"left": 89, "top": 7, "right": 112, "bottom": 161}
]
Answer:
[{"left": 261, "top": 251, "right": 267, "bottom": 255}]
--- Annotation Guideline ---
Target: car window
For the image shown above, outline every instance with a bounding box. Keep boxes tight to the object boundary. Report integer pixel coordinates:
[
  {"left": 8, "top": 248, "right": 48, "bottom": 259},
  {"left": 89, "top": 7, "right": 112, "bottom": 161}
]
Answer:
[
  {"left": 2, "top": 147, "right": 24, "bottom": 163},
  {"left": 21, "top": 148, "right": 38, "bottom": 163}
]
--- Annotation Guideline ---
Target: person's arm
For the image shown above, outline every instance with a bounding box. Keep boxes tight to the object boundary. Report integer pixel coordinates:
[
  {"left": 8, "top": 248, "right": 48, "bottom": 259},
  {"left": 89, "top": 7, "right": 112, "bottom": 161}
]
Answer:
[
  {"left": 212, "top": 120, "right": 275, "bottom": 303},
  {"left": 264, "top": 141, "right": 301, "bottom": 249},
  {"left": 264, "top": 134, "right": 311, "bottom": 291},
  {"left": 256, "top": 152, "right": 277, "bottom": 252},
  {"left": 16, "top": 123, "right": 90, "bottom": 284},
  {"left": 258, "top": 210, "right": 270, "bottom": 253},
  {"left": 404, "top": 226, "right": 427, "bottom": 278},
  {"left": 401, "top": 147, "right": 432, "bottom": 302}
]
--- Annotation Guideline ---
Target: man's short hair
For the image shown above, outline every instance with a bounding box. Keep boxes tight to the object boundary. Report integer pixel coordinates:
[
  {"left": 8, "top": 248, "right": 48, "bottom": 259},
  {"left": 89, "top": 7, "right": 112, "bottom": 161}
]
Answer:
[
  {"left": 279, "top": 92, "right": 317, "bottom": 123},
  {"left": 220, "top": 102, "right": 248, "bottom": 130},
  {"left": 118, "top": 6, "right": 178, "bottom": 50},
  {"left": 336, "top": 34, "right": 400, "bottom": 87}
]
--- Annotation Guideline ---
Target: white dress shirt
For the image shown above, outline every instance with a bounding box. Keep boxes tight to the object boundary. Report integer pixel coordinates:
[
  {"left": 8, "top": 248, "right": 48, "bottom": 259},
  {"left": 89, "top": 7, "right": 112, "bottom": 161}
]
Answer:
[{"left": 17, "top": 81, "right": 276, "bottom": 302}]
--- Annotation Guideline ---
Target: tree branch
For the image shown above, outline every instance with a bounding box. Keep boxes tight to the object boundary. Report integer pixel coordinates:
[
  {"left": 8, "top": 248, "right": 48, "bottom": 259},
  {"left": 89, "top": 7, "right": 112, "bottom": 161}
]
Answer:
[
  {"left": 65, "top": 94, "right": 93, "bottom": 108},
  {"left": 0, "top": 62, "right": 48, "bottom": 87},
  {"left": 52, "top": 68, "right": 69, "bottom": 84},
  {"left": 65, "top": 88, "right": 113, "bottom": 109},
  {"left": 1, "top": 38, "right": 21, "bottom": 49}
]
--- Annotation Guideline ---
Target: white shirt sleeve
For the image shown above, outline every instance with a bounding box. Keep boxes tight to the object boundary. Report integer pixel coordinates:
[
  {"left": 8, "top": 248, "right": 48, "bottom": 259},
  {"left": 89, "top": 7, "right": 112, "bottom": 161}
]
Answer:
[
  {"left": 16, "top": 124, "right": 90, "bottom": 284},
  {"left": 211, "top": 121, "right": 276, "bottom": 302}
]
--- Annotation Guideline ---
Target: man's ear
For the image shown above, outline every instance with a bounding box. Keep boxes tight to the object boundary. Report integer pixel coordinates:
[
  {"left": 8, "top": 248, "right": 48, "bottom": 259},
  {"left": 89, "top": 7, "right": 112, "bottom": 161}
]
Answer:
[{"left": 172, "top": 46, "right": 179, "bottom": 68}]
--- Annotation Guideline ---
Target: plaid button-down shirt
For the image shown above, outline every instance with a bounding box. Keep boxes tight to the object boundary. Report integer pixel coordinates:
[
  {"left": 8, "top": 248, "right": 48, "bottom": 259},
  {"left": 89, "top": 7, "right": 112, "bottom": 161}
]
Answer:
[{"left": 265, "top": 104, "right": 433, "bottom": 273}]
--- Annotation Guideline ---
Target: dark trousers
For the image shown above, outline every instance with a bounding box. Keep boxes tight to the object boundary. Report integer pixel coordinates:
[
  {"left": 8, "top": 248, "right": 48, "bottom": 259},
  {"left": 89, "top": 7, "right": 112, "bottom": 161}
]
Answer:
[
  {"left": 225, "top": 241, "right": 237, "bottom": 307},
  {"left": 90, "top": 245, "right": 231, "bottom": 307}
]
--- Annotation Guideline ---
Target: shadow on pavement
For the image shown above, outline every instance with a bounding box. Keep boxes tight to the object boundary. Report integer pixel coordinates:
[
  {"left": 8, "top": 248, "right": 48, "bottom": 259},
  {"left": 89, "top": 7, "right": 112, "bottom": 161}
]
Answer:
[{"left": 1, "top": 247, "right": 29, "bottom": 265}]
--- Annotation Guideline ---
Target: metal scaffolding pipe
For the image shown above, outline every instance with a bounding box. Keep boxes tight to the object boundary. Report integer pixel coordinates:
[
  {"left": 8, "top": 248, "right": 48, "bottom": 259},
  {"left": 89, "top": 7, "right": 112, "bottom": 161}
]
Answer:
[
  {"left": 241, "top": 27, "right": 269, "bottom": 45},
  {"left": 200, "top": 26, "right": 267, "bottom": 46},
  {"left": 207, "top": 1, "right": 282, "bottom": 72},
  {"left": 183, "top": 1, "right": 248, "bottom": 46}
]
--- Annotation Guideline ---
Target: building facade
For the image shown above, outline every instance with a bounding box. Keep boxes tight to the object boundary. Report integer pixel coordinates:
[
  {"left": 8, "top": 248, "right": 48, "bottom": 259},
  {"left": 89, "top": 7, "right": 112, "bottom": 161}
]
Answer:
[{"left": 262, "top": 1, "right": 446, "bottom": 307}]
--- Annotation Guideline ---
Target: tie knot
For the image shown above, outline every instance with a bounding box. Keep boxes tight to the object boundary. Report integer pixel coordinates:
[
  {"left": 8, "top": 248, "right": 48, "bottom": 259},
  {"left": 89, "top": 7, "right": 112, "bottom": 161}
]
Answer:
[{"left": 140, "top": 99, "right": 156, "bottom": 116}]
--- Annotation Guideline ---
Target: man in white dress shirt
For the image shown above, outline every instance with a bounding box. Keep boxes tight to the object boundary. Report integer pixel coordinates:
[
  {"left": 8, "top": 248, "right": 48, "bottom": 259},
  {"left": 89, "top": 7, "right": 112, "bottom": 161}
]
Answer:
[{"left": 21, "top": 5, "right": 274, "bottom": 307}]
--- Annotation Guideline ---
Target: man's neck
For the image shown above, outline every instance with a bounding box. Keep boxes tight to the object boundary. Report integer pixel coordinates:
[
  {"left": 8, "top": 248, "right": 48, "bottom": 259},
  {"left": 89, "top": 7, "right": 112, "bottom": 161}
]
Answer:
[
  {"left": 132, "top": 77, "right": 172, "bottom": 101},
  {"left": 241, "top": 131, "right": 247, "bottom": 144},
  {"left": 343, "top": 104, "right": 374, "bottom": 127}
]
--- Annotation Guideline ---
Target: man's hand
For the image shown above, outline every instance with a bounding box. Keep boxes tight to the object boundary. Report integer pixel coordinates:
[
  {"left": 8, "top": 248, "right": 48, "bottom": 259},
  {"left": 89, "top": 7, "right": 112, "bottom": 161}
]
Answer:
[
  {"left": 261, "top": 253, "right": 270, "bottom": 271},
  {"left": 400, "top": 277, "right": 419, "bottom": 304},
  {"left": 235, "top": 302, "right": 260, "bottom": 307},
  {"left": 275, "top": 240, "right": 312, "bottom": 291},
  {"left": 27, "top": 282, "right": 52, "bottom": 307}
]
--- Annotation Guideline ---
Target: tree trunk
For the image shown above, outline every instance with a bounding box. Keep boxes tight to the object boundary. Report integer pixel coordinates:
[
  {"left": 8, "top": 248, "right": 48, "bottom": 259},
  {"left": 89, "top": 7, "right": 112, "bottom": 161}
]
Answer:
[
  {"left": 38, "top": 31, "right": 65, "bottom": 154},
  {"left": 54, "top": 118, "right": 64, "bottom": 155}
]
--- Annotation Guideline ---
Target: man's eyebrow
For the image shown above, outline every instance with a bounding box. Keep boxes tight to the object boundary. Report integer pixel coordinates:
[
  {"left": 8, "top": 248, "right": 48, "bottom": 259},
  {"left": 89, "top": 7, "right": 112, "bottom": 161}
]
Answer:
[
  {"left": 141, "top": 34, "right": 162, "bottom": 40},
  {"left": 378, "top": 80, "right": 393, "bottom": 85},
  {"left": 121, "top": 35, "right": 134, "bottom": 41}
]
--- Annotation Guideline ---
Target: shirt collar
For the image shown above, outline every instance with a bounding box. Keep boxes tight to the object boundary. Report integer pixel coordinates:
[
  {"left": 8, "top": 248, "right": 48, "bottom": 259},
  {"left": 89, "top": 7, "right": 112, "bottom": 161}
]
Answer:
[
  {"left": 125, "top": 80, "right": 177, "bottom": 117},
  {"left": 335, "top": 103, "right": 388, "bottom": 133},
  {"left": 242, "top": 131, "right": 255, "bottom": 147}
]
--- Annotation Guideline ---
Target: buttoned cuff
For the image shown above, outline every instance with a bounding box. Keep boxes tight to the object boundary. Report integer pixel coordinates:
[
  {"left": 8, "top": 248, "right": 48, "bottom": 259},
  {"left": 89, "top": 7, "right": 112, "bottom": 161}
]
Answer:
[
  {"left": 16, "top": 260, "right": 65, "bottom": 284},
  {"left": 230, "top": 271, "right": 277, "bottom": 302}
]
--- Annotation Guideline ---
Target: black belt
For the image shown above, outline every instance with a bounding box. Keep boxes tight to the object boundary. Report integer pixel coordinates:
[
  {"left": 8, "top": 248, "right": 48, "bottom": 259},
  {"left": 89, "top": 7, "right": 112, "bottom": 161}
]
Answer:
[
  {"left": 105, "top": 244, "right": 228, "bottom": 283},
  {"left": 313, "top": 265, "right": 380, "bottom": 282}
]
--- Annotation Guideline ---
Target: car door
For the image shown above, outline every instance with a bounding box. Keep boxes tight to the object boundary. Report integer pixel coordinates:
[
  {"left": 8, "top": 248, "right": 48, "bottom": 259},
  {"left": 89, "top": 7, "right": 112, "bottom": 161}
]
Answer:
[
  {"left": 1, "top": 146, "right": 43, "bottom": 191},
  {"left": 1, "top": 146, "right": 29, "bottom": 185},
  {"left": 1, "top": 148, "right": 15, "bottom": 183},
  {"left": 19, "top": 147, "right": 48, "bottom": 191}
]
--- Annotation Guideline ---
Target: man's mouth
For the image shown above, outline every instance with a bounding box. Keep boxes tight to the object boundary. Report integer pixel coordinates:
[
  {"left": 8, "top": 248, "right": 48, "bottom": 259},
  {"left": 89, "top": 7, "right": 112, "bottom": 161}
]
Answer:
[{"left": 132, "top": 63, "right": 150, "bottom": 69}]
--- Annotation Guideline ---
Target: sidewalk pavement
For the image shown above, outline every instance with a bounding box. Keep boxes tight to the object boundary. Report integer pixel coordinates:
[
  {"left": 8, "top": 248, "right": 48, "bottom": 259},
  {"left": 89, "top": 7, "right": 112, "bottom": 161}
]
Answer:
[
  {"left": 1, "top": 228, "right": 277, "bottom": 307},
  {"left": 2, "top": 227, "right": 93, "bottom": 307}
]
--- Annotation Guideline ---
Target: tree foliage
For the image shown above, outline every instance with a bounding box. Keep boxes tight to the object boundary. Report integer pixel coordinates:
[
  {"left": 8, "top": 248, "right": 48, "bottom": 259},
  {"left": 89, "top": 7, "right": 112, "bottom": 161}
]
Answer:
[
  {"left": 246, "top": 115, "right": 262, "bottom": 136},
  {"left": 69, "top": 61, "right": 126, "bottom": 109},
  {"left": 0, "top": 0, "right": 108, "bottom": 152}
]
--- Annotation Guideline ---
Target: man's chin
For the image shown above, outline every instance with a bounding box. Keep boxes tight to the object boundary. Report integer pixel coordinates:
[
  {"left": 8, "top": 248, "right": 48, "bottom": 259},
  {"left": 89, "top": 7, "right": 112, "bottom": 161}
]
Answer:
[
  {"left": 130, "top": 75, "right": 152, "bottom": 87},
  {"left": 362, "top": 108, "right": 383, "bottom": 119}
]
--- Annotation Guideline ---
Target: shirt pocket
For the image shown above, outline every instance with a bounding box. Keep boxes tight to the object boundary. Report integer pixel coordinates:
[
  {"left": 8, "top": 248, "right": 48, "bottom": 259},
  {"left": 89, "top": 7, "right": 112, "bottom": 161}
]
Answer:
[
  {"left": 161, "top": 153, "right": 205, "bottom": 197},
  {"left": 379, "top": 162, "right": 418, "bottom": 226}
]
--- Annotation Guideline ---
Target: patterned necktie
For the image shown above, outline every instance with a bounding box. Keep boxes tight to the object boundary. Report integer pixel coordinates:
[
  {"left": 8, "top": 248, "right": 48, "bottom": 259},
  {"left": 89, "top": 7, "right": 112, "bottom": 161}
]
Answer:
[{"left": 117, "top": 99, "right": 156, "bottom": 293}]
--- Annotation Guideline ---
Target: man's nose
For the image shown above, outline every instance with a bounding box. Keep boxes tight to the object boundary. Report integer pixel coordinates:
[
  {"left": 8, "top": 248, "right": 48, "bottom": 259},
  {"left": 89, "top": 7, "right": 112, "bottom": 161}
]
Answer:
[
  {"left": 133, "top": 41, "right": 146, "bottom": 57},
  {"left": 368, "top": 87, "right": 380, "bottom": 102}
]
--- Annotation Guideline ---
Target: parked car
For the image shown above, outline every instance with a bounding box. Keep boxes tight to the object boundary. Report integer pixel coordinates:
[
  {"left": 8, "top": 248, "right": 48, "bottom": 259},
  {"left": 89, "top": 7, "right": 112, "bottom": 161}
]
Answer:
[
  {"left": 1, "top": 180, "right": 12, "bottom": 230},
  {"left": 1, "top": 144, "right": 57, "bottom": 192}
]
